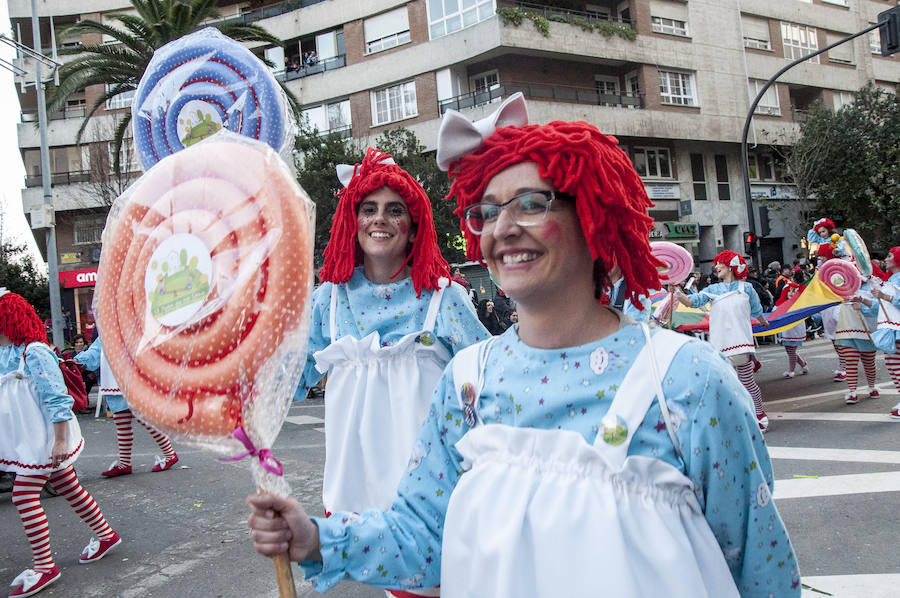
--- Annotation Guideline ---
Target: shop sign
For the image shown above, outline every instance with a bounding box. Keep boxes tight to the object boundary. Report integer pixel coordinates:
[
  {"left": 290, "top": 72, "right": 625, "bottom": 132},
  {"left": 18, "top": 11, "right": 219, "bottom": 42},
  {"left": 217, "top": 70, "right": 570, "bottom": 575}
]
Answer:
[
  {"left": 645, "top": 183, "right": 681, "bottom": 200},
  {"left": 650, "top": 221, "right": 699, "bottom": 241},
  {"left": 750, "top": 184, "right": 799, "bottom": 200},
  {"left": 59, "top": 267, "right": 98, "bottom": 288}
]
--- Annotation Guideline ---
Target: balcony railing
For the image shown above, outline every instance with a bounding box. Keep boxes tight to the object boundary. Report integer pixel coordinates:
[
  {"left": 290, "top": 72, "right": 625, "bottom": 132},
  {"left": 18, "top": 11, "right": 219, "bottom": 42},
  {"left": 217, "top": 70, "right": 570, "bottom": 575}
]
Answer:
[
  {"left": 439, "top": 83, "right": 643, "bottom": 114},
  {"left": 275, "top": 54, "right": 346, "bottom": 82},
  {"left": 504, "top": 1, "right": 633, "bottom": 29},
  {"left": 25, "top": 170, "right": 91, "bottom": 188},
  {"left": 21, "top": 106, "right": 86, "bottom": 122},
  {"left": 212, "top": 0, "right": 327, "bottom": 26}
]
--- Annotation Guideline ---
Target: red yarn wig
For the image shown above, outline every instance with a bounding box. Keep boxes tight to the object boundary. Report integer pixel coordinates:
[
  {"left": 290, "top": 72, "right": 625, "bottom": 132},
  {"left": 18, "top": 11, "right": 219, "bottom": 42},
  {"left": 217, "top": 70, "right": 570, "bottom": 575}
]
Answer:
[
  {"left": 0, "top": 290, "right": 48, "bottom": 346},
  {"left": 445, "top": 121, "right": 661, "bottom": 303},
  {"left": 813, "top": 217, "right": 835, "bottom": 232},
  {"left": 318, "top": 147, "right": 449, "bottom": 297},
  {"left": 714, "top": 250, "right": 748, "bottom": 280}
]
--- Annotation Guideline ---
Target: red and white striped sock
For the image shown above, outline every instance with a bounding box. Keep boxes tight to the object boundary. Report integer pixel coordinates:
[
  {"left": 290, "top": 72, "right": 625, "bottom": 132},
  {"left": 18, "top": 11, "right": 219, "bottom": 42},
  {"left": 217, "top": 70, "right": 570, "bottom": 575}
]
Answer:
[
  {"left": 785, "top": 346, "right": 798, "bottom": 371},
  {"left": 47, "top": 466, "right": 115, "bottom": 541},
  {"left": 836, "top": 346, "right": 860, "bottom": 393},
  {"left": 797, "top": 353, "right": 808, "bottom": 368},
  {"left": 860, "top": 351, "right": 877, "bottom": 388},
  {"left": 735, "top": 361, "right": 764, "bottom": 415},
  {"left": 832, "top": 341, "right": 846, "bottom": 374},
  {"left": 138, "top": 419, "right": 176, "bottom": 458},
  {"left": 112, "top": 410, "right": 135, "bottom": 467},
  {"left": 884, "top": 343, "right": 900, "bottom": 392},
  {"left": 12, "top": 473, "right": 55, "bottom": 571}
]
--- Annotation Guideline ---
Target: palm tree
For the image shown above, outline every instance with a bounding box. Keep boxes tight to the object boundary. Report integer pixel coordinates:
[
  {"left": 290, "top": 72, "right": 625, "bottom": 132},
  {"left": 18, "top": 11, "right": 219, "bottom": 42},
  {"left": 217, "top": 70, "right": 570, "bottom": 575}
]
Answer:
[{"left": 46, "top": 0, "right": 300, "bottom": 175}]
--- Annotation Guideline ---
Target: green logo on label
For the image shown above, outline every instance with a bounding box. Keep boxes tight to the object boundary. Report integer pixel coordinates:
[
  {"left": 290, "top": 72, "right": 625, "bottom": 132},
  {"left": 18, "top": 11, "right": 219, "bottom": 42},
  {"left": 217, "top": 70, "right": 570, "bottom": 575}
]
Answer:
[
  {"left": 180, "top": 109, "right": 222, "bottom": 147},
  {"left": 148, "top": 249, "right": 210, "bottom": 319}
]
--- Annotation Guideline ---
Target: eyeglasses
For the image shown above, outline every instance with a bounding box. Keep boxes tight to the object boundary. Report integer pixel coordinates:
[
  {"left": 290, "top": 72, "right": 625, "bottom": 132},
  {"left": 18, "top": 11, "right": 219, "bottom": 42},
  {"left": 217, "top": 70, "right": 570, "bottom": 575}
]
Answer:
[{"left": 464, "top": 190, "right": 557, "bottom": 235}]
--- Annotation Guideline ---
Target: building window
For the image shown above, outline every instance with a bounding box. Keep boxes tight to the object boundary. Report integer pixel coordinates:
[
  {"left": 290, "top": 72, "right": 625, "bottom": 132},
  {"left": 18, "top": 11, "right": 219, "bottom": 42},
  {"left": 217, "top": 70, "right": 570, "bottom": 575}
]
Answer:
[
  {"left": 633, "top": 147, "right": 672, "bottom": 179},
  {"left": 658, "top": 70, "right": 697, "bottom": 106},
  {"left": 833, "top": 91, "right": 854, "bottom": 110},
  {"left": 470, "top": 70, "right": 501, "bottom": 106},
  {"left": 714, "top": 155, "right": 730, "bottom": 200},
  {"left": 364, "top": 7, "right": 411, "bottom": 54},
  {"left": 749, "top": 79, "right": 780, "bottom": 115},
  {"left": 74, "top": 218, "right": 105, "bottom": 245},
  {"left": 870, "top": 26, "right": 882, "bottom": 55},
  {"left": 107, "top": 140, "right": 139, "bottom": 174},
  {"left": 302, "top": 98, "right": 351, "bottom": 135},
  {"left": 742, "top": 15, "right": 771, "bottom": 50},
  {"left": 747, "top": 153, "right": 776, "bottom": 182},
  {"left": 427, "top": 0, "right": 495, "bottom": 39},
  {"left": 822, "top": 0, "right": 848, "bottom": 6},
  {"left": 690, "top": 153, "right": 707, "bottom": 200},
  {"left": 595, "top": 75, "right": 620, "bottom": 107},
  {"left": 651, "top": 16, "right": 688, "bottom": 36},
  {"left": 371, "top": 81, "right": 417, "bottom": 126},
  {"left": 781, "top": 22, "right": 819, "bottom": 63},
  {"left": 105, "top": 85, "right": 135, "bottom": 110},
  {"left": 826, "top": 32, "right": 854, "bottom": 64}
]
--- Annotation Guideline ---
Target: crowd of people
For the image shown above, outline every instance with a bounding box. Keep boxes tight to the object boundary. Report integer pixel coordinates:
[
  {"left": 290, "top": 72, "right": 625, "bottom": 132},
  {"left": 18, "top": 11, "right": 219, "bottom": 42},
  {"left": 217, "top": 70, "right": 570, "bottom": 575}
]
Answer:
[{"left": 6, "top": 91, "right": 900, "bottom": 597}]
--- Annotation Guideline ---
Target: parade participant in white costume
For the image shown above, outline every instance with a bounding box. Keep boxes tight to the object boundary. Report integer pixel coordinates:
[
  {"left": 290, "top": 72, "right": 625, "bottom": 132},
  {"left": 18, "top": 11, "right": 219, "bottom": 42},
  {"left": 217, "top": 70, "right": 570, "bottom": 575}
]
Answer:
[
  {"left": 248, "top": 94, "right": 800, "bottom": 598},
  {"left": 872, "top": 247, "right": 900, "bottom": 419}
]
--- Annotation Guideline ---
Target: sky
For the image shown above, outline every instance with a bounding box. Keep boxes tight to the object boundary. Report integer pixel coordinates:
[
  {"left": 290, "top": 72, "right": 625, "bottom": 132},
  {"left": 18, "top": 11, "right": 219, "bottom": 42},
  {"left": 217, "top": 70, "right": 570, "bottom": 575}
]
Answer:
[{"left": 0, "top": 0, "right": 41, "bottom": 263}]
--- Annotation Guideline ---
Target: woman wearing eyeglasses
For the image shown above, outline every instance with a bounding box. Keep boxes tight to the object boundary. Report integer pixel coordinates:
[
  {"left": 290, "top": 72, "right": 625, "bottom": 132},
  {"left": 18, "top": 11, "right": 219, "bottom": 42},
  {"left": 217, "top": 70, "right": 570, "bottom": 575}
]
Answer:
[
  {"left": 292, "top": 149, "right": 486, "bottom": 597},
  {"left": 249, "top": 97, "right": 799, "bottom": 598}
]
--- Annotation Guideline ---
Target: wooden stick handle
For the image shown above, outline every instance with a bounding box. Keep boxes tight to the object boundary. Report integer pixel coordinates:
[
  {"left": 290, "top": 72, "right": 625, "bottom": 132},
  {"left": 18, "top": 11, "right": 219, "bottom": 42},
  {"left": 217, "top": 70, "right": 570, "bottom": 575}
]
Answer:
[
  {"left": 273, "top": 552, "right": 298, "bottom": 598},
  {"left": 856, "top": 308, "right": 875, "bottom": 345},
  {"left": 668, "top": 290, "right": 675, "bottom": 330}
]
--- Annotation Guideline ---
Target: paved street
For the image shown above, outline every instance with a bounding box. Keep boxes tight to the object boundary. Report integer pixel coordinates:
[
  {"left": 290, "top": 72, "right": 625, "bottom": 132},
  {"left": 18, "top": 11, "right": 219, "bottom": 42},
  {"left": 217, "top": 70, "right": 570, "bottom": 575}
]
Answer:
[{"left": 2, "top": 337, "right": 899, "bottom": 597}]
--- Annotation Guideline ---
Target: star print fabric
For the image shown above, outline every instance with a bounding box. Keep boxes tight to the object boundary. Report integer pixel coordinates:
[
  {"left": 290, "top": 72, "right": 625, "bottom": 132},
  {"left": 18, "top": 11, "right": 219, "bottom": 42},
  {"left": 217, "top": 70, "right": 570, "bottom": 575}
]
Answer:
[
  {"left": 301, "top": 322, "right": 800, "bottom": 596},
  {"left": 295, "top": 267, "right": 488, "bottom": 397}
]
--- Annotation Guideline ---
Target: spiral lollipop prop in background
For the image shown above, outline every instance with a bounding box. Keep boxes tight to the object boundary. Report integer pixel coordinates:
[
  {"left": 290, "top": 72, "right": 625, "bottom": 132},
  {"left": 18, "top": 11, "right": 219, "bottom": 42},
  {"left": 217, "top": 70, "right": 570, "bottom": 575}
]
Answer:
[
  {"left": 133, "top": 28, "right": 290, "bottom": 171},
  {"left": 651, "top": 241, "right": 693, "bottom": 328},
  {"left": 843, "top": 228, "right": 890, "bottom": 333},
  {"left": 95, "top": 133, "right": 312, "bottom": 597},
  {"left": 819, "top": 258, "right": 872, "bottom": 344}
]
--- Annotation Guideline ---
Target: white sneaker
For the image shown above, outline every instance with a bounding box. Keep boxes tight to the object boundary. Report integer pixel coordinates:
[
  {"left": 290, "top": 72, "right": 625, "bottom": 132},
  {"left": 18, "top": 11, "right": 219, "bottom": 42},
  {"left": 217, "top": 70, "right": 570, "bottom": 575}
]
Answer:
[
  {"left": 844, "top": 393, "right": 859, "bottom": 405},
  {"left": 890, "top": 402, "right": 900, "bottom": 420},
  {"left": 782, "top": 371, "right": 795, "bottom": 379}
]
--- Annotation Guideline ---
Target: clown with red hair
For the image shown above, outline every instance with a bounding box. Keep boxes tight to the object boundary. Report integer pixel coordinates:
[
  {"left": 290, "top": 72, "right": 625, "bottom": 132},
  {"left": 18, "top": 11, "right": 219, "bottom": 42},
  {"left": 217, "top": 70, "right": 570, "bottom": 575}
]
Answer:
[
  {"left": 807, "top": 217, "right": 846, "bottom": 263},
  {"left": 292, "top": 148, "right": 486, "bottom": 594},
  {"left": 0, "top": 289, "right": 121, "bottom": 598},
  {"left": 674, "top": 249, "right": 770, "bottom": 431},
  {"left": 872, "top": 246, "right": 900, "bottom": 419},
  {"left": 249, "top": 94, "right": 799, "bottom": 598}
]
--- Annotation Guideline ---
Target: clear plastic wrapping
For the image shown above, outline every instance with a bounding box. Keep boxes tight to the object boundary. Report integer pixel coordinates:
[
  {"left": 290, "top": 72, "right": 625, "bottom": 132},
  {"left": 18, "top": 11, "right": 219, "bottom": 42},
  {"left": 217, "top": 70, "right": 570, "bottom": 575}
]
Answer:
[
  {"left": 95, "top": 131, "right": 313, "bottom": 495},
  {"left": 132, "top": 28, "right": 295, "bottom": 172}
]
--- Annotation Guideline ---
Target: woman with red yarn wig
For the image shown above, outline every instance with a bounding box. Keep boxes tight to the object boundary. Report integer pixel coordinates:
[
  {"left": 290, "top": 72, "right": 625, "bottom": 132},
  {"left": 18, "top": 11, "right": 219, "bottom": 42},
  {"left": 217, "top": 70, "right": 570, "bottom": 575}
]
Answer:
[
  {"left": 249, "top": 95, "right": 799, "bottom": 598},
  {"left": 292, "top": 149, "right": 486, "bottom": 548},
  {"left": 0, "top": 289, "right": 121, "bottom": 598},
  {"left": 674, "top": 250, "right": 771, "bottom": 431}
]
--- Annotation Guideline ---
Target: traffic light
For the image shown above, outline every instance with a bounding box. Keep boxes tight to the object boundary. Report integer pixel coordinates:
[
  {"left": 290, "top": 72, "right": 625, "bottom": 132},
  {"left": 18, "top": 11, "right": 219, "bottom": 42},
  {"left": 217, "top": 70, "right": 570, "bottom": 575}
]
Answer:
[
  {"left": 743, "top": 231, "right": 757, "bottom": 255},
  {"left": 879, "top": 6, "right": 900, "bottom": 57}
]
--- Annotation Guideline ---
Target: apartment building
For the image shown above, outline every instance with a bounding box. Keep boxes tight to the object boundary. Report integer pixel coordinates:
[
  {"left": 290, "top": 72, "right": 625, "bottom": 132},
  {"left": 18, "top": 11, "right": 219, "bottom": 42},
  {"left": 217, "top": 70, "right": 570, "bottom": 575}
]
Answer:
[{"left": 10, "top": 0, "right": 900, "bottom": 334}]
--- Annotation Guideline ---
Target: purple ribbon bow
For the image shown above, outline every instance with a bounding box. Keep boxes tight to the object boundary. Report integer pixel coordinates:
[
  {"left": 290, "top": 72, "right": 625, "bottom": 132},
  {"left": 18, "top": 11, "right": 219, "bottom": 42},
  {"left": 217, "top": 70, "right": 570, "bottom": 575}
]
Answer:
[
  {"left": 219, "top": 426, "right": 284, "bottom": 476},
  {"left": 435, "top": 92, "right": 529, "bottom": 171}
]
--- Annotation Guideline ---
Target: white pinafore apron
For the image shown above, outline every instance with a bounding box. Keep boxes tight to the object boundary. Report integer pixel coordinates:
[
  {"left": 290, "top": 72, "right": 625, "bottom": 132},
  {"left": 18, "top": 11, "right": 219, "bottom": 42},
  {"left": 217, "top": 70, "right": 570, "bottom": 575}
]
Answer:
[
  {"left": 821, "top": 304, "right": 841, "bottom": 340},
  {"left": 708, "top": 285, "right": 755, "bottom": 357},
  {"left": 873, "top": 282, "right": 900, "bottom": 353},
  {"left": 314, "top": 283, "right": 451, "bottom": 514},
  {"left": 0, "top": 343, "right": 83, "bottom": 475},
  {"left": 96, "top": 347, "right": 127, "bottom": 416},
  {"left": 782, "top": 319, "right": 807, "bottom": 343},
  {"left": 835, "top": 291, "right": 876, "bottom": 342},
  {"left": 441, "top": 326, "right": 739, "bottom": 598}
]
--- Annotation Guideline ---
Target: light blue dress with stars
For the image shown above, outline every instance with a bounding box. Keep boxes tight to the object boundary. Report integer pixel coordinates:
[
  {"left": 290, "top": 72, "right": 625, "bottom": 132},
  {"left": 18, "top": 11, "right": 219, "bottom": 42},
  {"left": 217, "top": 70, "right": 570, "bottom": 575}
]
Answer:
[
  {"left": 294, "top": 267, "right": 489, "bottom": 399},
  {"left": 299, "top": 318, "right": 801, "bottom": 597}
]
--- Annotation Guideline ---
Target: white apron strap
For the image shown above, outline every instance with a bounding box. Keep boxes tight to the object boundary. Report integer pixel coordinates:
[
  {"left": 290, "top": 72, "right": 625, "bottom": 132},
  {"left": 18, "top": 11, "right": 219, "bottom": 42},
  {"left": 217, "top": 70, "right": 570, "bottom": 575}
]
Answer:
[
  {"left": 597, "top": 325, "right": 692, "bottom": 466},
  {"left": 452, "top": 337, "right": 497, "bottom": 428},
  {"left": 422, "top": 279, "right": 448, "bottom": 333},
  {"left": 329, "top": 283, "right": 339, "bottom": 342}
]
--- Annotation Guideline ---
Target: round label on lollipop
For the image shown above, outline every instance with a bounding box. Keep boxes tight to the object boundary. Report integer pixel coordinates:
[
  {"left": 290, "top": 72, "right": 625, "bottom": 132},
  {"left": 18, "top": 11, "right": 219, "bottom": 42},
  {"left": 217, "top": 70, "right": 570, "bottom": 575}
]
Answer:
[
  {"left": 144, "top": 233, "right": 213, "bottom": 327},
  {"left": 177, "top": 101, "right": 224, "bottom": 148}
]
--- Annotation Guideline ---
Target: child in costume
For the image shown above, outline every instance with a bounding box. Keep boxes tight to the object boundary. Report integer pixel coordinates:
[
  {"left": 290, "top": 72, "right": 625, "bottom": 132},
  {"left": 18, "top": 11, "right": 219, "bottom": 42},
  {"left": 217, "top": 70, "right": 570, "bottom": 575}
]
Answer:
[
  {"left": 248, "top": 94, "right": 800, "bottom": 598},
  {"left": 834, "top": 277, "right": 880, "bottom": 404},
  {"left": 807, "top": 217, "right": 846, "bottom": 264},
  {"left": 871, "top": 246, "right": 900, "bottom": 419},
  {"left": 0, "top": 290, "right": 121, "bottom": 598},
  {"left": 73, "top": 334, "right": 178, "bottom": 476},
  {"left": 777, "top": 279, "right": 809, "bottom": 378},
  {"left": 294, "top": 148, "right": 487, "bottom": 597},
  {"left": 673, "top": 250, "right": 771, "bottom": 431}
]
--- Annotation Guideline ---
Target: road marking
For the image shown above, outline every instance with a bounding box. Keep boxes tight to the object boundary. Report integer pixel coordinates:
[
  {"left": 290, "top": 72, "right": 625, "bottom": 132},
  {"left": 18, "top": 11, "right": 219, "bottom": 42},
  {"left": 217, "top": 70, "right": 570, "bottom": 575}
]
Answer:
[
  {"left": 774, "top": 470, "right": 900, "bottom": 499},
  {"left": 801, "top": 574, "right": 900, "bottom": 598},
  {"left": 768, "top": 446, "right": 900, "bottom": 464},
  {"left": 765, "top": 383, "right": 898, "bottom": 407},
  {"left": 770, "top": 412, "right": 898, "bottom": 423},
  {"left": 285, "top": 415, "right": 326, "bottom": 426}
]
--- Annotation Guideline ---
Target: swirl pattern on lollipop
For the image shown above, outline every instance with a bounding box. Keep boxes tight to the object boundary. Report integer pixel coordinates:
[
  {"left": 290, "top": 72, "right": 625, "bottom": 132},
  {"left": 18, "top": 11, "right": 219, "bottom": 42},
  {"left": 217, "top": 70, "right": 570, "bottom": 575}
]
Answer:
[
  {"left": 650, "top": 241, "right": 693, "bottom": 285},
  {"left": 95, "top": 137, "right": 312, "bottom": 443},
  {"left": 818, "top": 259, "right": 861, "bottom": 299},
  {"left": 843, "top": 229, "right": 872, "bottom": 278},
  {"left": 133, "top": 29, "right": 287, "bottom": 170}
]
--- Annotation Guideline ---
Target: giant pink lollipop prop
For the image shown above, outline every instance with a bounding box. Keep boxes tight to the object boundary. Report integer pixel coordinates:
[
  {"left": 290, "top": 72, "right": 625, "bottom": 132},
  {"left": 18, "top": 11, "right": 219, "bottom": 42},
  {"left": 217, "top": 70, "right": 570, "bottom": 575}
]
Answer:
[
  {"left": 651, "top": 241, "right": 693, "bottom": 285},
  {"left": 819, "top": 259, "right": 861, "bottom": 299}
]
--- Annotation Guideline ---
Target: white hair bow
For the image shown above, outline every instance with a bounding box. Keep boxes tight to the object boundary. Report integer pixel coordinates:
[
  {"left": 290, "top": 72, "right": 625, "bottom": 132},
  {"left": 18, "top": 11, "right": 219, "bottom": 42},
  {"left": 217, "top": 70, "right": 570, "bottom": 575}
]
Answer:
[
  {"left": 729, "top": 255, "right": 747, "bottom": 274},
  {"left": 0, "top": 287, "right": 8, "bottom": 299},
  {"left": 335, "top": 155, "right": 396, "bottom": 188},
  {"left": 436, "top": 92, "right": 529, "bottom": 171}
]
